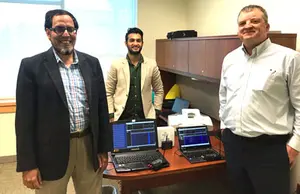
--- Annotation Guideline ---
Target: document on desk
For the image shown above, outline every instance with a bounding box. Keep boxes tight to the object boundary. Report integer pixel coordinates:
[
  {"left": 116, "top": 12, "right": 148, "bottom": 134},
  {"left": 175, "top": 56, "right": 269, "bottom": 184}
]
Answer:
[
  {"left": 168, "top": 114, "right": 184, "bottom": 126},
  {"left": 181, "top": 109, "right": 213, "bottom": 128},
  {"left": 168, "top": 109, "right": 213, "bottom": 131}
]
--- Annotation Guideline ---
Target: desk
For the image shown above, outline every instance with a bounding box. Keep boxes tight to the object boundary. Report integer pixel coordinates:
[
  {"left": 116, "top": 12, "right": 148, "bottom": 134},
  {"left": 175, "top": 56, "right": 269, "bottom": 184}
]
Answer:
[
  {"left": 103, "top": 137, "right": 226, "bottom": 194},
  {"left": 0, "top": 98, "right": 16, "bottom": 113}
]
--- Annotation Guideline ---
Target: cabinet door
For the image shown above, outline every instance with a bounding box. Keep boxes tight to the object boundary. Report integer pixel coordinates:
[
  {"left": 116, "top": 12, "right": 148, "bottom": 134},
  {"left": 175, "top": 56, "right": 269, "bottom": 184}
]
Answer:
[
  {"left": 188, "top": 40, "right": 206, "bottom": 76},
  {"left": 175, "top": 40, "right": 189, "bottom": 72},
  {"left": 156, "top": 40, "right": 166, "bottom": 68},
  {"left": 165, "top": 40, "right": 175, "bottom": 69},
  {"left": 270, "top": 37, "right": 296, "bottom": 50},
  {"left": 205, "top": 39, "right": 223, "bottom": 79},
  {"left": 205, "top": 38, "right": 241, "bottom": 79},
  {"left": 222, "top": 38, "right": 241, "bottom": 57}
]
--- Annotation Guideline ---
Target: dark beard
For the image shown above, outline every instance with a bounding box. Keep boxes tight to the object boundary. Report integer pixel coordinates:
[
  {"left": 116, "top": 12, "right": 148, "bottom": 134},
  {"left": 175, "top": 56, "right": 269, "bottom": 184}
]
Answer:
[
  {"left": 128, "top": 49, "right": 141, "bottom": 55},
  {"left": 127, "top": 45, "right": 143, "bottom": 55}
]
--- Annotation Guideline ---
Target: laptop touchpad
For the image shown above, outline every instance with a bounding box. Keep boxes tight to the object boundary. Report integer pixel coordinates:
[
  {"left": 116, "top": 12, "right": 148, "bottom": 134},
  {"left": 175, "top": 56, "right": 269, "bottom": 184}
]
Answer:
[{"left": 127, "top": 162, "right": 147, "bottom": 169}]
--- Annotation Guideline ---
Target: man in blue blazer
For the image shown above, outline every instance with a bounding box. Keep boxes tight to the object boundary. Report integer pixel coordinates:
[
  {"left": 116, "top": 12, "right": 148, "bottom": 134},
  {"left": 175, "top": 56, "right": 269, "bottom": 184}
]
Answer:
[{"left": 15, "top": 9, "right": 111, "bottom": 194}]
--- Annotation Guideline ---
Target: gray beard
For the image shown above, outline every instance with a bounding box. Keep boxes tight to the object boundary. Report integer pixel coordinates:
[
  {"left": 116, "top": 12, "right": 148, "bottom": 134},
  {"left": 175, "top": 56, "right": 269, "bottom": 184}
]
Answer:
[{"left": 58, "top": 48, "right": 73, "bottom": 55}]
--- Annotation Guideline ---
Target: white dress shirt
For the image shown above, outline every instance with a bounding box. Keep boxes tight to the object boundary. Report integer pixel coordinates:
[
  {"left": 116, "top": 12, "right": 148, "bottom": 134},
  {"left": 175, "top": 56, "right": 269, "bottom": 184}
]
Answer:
[{"left": 219, "top": 38, "right": 300, "bottom": 151}]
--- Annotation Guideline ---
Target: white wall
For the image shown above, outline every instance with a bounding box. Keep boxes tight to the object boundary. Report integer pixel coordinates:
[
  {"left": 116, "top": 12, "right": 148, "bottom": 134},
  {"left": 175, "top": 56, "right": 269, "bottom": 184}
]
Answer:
[
  {"left": 186, "top": 0, "right": 300, "bottom": 50},
  {"left": 138, "top": 0, "right": 187, "bottom": 58},
  {"left": 0, "top": 113, "right": 16, "bottom": 157}
]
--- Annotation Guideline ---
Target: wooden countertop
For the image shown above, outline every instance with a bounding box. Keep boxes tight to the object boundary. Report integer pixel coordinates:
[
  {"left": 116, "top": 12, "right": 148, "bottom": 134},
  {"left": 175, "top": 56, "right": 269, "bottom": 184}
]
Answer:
[{"left": 0, "top": 98, "right": 16, "bottom": 113}]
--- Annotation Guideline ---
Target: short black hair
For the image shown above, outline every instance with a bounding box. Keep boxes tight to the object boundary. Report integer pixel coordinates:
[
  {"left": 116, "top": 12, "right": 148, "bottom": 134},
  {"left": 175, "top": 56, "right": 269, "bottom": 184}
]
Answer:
[
  {"left": 125, "top": 27, "right": 143, "bottom": 42},
  {"left": 44, "top": 9, "right": 79, "bottom": 31}
]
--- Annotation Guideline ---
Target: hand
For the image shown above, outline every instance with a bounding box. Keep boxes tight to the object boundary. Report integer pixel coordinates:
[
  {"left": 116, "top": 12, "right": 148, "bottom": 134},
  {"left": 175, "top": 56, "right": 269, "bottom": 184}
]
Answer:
[
  {"left": 286, "top": 145, "right": 299, "bottom": 167},
  {"left": 109, "top": 118, "right": 114, "bottom": 123},
  {"left": 221, "top": 128, "right": 224, "bottom": 134},
  {"left": 22, "top": 168, "right": 42, "bottom": 190},
  {"left": 97, "top": 153, "right": 108, "bottom": 173}
]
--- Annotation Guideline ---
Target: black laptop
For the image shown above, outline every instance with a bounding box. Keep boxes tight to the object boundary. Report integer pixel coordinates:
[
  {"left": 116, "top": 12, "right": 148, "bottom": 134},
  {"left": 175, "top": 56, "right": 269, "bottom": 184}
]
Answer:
[
  {"left": 177, "top": 125, "right": 222, "bottom": 163},
  {"left": 111, "top": 119, "right": 169, "bottom": 172}
]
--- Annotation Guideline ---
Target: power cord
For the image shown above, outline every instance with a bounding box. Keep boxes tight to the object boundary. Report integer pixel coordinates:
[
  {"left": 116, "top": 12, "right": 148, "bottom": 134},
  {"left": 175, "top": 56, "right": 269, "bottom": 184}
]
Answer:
[
  {"left": 174, "top": 149, "right": 183, "bottom": 157},
  {"left": 209, "top": 128, "right": 224, "bottom": 158}
]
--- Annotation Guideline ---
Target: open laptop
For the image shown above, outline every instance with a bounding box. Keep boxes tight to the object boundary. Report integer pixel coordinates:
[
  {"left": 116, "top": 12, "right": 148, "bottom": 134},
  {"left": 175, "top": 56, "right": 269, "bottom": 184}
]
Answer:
[
  {"left": 111, "top": 119, "right": 169, "bottom": 172},
  {"left": 160, "top": 97, "right": 190, "bottom": 118},
  {"left": 177, "top": 125, "right": 222, "bottom": 164}
]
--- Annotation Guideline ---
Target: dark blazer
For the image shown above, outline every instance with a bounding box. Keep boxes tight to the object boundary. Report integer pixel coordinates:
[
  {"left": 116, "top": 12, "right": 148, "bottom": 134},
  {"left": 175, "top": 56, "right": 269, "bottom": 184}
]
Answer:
[{"left": 15, "top": 48, "right": 111, "bottom": 181}]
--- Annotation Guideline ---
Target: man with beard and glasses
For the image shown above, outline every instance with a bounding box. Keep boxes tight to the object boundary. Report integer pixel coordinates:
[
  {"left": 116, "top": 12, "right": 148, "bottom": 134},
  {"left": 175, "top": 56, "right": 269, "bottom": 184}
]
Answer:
[
  {"left": 15, "top": 9, "right": 111, "bottom": 194},
  {"left": 106, "top": 27, "right": 164, "bottom": 122},
  {"left": 219, "top": 4, "right": 300, "bottom": 194}
]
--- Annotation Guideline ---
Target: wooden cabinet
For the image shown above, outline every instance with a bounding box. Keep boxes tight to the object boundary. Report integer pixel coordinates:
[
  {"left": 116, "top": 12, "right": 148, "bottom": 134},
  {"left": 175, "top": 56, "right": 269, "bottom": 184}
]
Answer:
[
  {"left": 156, "top": 33, "right": 297, "bottom": 81},
  {"left": 155, "top": 40, "right": 166, "bottom": 68},
  {"left": 156, "top": 40, "right": 188, "bottom": 72},
  {"left": 156, "top": 40, "right": 174, "bottom": 69},
  {"left": 188, "top": 39, "right": 205, "bottom": 76},
  {"left": 174, "top": 40, "right": 189, "bottom": 72},
  {"left": 188, "top": 38, "right": 241, "bottom": 79}
]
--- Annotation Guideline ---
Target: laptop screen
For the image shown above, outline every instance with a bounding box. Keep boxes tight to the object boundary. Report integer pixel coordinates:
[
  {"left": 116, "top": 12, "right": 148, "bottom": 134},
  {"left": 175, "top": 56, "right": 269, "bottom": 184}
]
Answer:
[
  {"left": 112, "top": 119, "right": 158, "bottom": 153},
  {"left": 171, "top": 97, "right": 189, "bottom": 114},
  {"left": 177, "top": 126, "right": 211, "bottom": 151}
]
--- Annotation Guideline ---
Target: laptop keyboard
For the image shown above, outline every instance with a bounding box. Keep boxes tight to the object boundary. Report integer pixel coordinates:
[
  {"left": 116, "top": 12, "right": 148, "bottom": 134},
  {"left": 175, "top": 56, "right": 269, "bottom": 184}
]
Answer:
[
  {"left": 115, "top": 151, "right": 162, "bottom": 164},
  {"left": 185, "top": 149, "right": 221, "bottom": 161}
]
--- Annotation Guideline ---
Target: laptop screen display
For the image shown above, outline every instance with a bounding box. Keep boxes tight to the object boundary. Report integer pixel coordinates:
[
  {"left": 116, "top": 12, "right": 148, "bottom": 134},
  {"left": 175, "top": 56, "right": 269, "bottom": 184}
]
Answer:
[
  {"left": 177, "top": 126, "right": 210, "bottom": 150},
  {"left": 112, "top": 120, "right": 158, "bottom": 152},
  {"left": 171, "top": 98, "right": 189, "bottom": 114}
]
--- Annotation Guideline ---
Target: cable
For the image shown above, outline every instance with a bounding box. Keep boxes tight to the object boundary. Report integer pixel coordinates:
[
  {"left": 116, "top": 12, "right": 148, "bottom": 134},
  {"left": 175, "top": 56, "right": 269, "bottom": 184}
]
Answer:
[
  {"left": 163, "top": 149, "right": 166, "bottom": 157},
  {"left": 174, "top": 149, "right": 183, "bottom": 157}
]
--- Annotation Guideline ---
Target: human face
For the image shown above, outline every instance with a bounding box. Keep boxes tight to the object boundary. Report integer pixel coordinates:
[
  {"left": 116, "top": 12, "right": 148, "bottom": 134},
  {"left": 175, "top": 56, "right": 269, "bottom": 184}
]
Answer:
[
  {"left": 237, "top": 8, "right": 270, "bottom": 48},
  {"left": 46, "top": 14, "right": 77, "bottom": 56},
  {"left": 125, "top": 33, "right": 143, "bottom": 55}
]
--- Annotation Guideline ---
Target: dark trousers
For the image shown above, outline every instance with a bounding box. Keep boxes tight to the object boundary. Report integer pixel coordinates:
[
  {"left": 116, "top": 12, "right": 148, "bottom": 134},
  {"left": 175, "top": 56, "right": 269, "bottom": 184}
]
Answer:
[{"left": 222, "top": 128, "right": 290, "bottom": 194}]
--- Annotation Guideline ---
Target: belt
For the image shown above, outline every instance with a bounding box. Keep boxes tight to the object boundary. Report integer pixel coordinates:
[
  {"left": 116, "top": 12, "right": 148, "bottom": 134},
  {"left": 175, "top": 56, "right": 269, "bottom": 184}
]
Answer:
[
  {"left": 70, "top": 128, "right": 90, "bottom": 138},
  {"left": 226, "top": 128, "right": 291, "bottom": 144}
]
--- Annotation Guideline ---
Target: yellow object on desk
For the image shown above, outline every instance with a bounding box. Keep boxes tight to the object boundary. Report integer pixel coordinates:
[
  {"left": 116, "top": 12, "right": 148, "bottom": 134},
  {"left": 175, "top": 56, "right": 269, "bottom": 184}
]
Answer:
[{"left": 165, "top": 84, "right": 180, "bottom": 99}]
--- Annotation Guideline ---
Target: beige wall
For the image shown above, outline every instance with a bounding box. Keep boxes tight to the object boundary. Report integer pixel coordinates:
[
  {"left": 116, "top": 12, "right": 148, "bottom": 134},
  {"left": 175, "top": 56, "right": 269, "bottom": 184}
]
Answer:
[
  {"left": 0, "top": 113, "right": 16, "bottom": 157},
  {"left": 186, "top": 0, "right": 300, "bottom": 50},
  {"left": 138, "top": 0, "right": 187, "bottom": 58}
]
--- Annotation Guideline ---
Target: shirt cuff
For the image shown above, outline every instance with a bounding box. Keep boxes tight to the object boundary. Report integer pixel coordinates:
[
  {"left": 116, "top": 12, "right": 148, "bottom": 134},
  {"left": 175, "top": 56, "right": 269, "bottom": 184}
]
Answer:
[
  {"left": 288, "top": 134, "right": 300, "bottom": 152},
  {"left": 109, "top": 113, "right": 114, "bottom": 119}
]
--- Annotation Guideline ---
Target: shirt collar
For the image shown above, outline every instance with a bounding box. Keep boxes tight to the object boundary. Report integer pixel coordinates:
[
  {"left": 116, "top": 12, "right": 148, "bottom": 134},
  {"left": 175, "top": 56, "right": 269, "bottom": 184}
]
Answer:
[
  {"left": 126, "top": 54, "right": 144, "bottom": 65},
  {"left": 52, "top": 48, "right": 79, "bottom": 65},
  {"left": 242, "top": 38, "right": 271, "bottom": 57}
]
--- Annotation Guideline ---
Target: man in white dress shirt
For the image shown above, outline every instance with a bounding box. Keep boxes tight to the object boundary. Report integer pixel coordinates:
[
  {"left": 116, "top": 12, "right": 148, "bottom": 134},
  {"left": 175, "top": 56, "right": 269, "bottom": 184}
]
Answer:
[{"left": 219, "top": 4, "right": 300, "bottom": 194}]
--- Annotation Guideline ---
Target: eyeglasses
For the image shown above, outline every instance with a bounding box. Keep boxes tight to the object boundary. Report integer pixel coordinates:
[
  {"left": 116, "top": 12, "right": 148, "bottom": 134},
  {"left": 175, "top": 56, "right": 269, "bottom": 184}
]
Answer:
[{"left": 49, "top": 26, "right": 77, "bottom": 35}]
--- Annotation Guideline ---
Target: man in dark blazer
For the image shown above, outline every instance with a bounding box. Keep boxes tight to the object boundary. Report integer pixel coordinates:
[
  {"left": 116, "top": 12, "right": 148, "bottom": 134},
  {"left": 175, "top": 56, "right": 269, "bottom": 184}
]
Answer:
[{"left": 15, "top": 9, "right": 111, "bottom": 194}]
